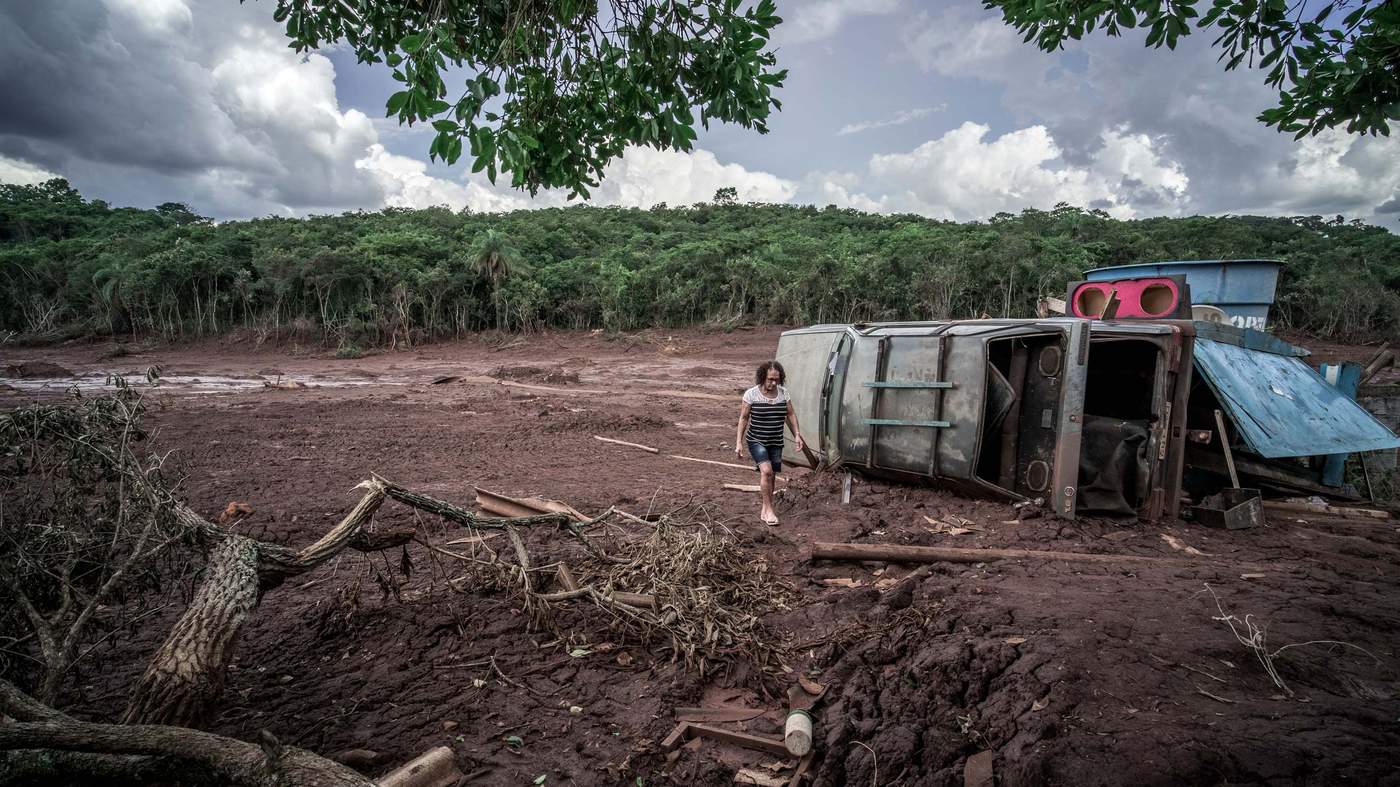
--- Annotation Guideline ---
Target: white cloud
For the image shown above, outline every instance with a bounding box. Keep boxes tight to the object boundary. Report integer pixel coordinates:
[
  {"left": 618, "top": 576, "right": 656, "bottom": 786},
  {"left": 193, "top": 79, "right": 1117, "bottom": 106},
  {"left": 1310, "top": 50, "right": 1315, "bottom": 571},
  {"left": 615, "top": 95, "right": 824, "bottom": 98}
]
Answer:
[
  {"left": 355, "top": 144, "right": 530, "bottom": 213},
  {"left": 837, "top": 105, "right": 945, "bottom": 136},
  {"left": 588, "top": 146, "right": 797, "bottom": 207},
  {"left": 778, "top": 0, "right": 902, "bottom": 45},
  {"left": 1238, "top": 128, "right": 1400, "bottom": 217},
  {"left": 358, "top": 143, "right": 798, "bottom": 213},
  {"left": 900, "top": 8, "right": 1028, "bottom": 76},
  {"left": 0, "top": 154, "right": 59, "bottom": 186},
  {"left": 895, "top": 4, "right": 1400, "bottom": 222},
  {"left": 103, "top": 0, "right": 193, "bottom": 34},
  {"left": 814, "top": 122, "right": 1188, "bottom": 221}
]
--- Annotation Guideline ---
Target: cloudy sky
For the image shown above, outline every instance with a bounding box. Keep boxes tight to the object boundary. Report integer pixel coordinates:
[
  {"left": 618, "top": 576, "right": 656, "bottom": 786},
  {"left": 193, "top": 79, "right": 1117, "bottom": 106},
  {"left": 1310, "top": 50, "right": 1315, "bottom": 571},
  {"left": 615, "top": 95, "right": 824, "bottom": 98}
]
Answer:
[{"left": 2, "top": 0, "right": 1398, "bottom": 225}]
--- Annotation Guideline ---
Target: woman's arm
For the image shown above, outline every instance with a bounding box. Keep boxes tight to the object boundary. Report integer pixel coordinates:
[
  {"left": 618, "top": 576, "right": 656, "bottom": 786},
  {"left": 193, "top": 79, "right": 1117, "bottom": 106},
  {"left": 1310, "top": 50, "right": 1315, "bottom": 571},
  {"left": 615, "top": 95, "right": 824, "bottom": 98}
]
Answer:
[
  {"left": 735, "top": 402, "right": 751, "bottom": 457},
  {"left": 786, "top": 404, "right": 805, "bottom": 451}
]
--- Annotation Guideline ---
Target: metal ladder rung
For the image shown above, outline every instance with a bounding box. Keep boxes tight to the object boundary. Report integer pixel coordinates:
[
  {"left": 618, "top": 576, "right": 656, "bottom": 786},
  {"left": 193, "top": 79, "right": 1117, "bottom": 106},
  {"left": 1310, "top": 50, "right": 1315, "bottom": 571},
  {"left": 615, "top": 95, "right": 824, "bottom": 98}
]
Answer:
[
  {"left": 862, "top": 418, "right": 951, "bottom": 428},
  {"left": 863, "top": 381, "right": 953, "bottom": 389}
]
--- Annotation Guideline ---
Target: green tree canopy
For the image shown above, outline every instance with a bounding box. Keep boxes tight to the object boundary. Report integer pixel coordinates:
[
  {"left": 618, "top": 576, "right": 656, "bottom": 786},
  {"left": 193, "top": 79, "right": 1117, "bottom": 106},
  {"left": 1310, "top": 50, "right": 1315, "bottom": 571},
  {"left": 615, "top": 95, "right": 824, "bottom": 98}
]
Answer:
[
  {"left": 261, "top": 0, "right": 786, "bottom": 198},
  {"left": 983, "top": 0, "right": 1399, "bottom": 138}
]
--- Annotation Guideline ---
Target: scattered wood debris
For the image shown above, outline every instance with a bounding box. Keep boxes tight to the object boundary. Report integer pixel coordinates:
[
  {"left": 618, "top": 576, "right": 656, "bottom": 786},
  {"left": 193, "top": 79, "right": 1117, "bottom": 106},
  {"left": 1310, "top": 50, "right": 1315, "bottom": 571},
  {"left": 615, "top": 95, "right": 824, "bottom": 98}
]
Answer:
[
  {"left": 673, "top": 706, "right": 767, "bottom": 723},
  {"left": 963, "top": 750, "right": 995, "bottom": 787},
  {"left": 377, "top": 746, "right": 463, "bottom": 787},
  {"left": 593, "top": 434, "right": 660, "bottom": 453},
  {"left": 813, "top": 542, "right": 1169, "bottom": 566},
  {"left": 1160, "top": 533, "right": 1212, "bottom": 556}
]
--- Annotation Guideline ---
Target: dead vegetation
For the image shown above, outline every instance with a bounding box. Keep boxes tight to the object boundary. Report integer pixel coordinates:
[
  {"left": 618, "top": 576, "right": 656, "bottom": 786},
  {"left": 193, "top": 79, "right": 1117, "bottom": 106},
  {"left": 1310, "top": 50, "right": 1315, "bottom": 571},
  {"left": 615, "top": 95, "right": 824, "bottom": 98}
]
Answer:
[
  {"left": 0, "top": 391, "right": 795, "bottom": 786},
  {"left": 1202, "top": 583, "right": 1381, "bottom": 697}
]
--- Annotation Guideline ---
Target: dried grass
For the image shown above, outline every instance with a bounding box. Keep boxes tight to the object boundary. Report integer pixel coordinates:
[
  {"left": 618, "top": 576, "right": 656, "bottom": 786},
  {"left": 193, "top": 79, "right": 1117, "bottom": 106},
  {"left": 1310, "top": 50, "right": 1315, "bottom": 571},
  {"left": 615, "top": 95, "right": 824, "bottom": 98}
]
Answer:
[
  {"left": 579, "top": 512, "right": 794, "bottom": 678},
  {"left": 1203, "top": 582, "right": 1381, "bottom": 696}
]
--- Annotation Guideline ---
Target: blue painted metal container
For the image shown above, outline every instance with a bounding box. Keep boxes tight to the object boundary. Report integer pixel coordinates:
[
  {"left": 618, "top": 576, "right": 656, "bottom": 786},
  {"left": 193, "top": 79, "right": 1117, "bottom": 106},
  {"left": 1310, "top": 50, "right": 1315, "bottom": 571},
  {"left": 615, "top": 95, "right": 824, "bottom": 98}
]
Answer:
[{"left": 1086, "top": 260, "right": 1282, "bottom": 330}]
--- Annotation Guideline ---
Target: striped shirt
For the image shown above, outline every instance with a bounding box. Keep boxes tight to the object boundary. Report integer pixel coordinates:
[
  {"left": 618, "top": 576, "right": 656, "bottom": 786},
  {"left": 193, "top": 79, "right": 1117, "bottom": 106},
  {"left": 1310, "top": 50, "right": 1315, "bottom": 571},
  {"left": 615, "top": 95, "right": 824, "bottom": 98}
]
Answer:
[{"left": 743, "top": 385, "right": 789, "bottom": 448}]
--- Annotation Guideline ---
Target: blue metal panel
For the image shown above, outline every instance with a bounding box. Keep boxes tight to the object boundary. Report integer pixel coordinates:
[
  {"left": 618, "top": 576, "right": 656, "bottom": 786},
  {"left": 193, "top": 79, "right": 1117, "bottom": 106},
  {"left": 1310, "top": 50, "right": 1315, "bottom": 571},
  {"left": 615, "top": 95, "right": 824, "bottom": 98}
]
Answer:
[
  {"left": 1192, "top": 339, "right": 1400, "bottom": 458},
  {"left": 1087, "top": 260, "right": 1281, "bottom": 330}
]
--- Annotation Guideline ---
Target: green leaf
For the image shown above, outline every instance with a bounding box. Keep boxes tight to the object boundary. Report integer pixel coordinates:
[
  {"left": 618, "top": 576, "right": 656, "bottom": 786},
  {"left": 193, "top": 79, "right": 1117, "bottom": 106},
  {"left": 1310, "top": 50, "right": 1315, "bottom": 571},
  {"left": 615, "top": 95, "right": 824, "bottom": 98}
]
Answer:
[
  {"left": 504, "top": 735, "right": 524, "bottom": 748},
  {"left": 432, "top": 119, "right": 459, "bottom": 133},
  {"left": 399, "top": 33, "right": 424, "bottom": 53},
  {"left": 1115, "top": 5, "right": 1136, "bottom": 29},
  {"left": 533, "top": 776, "right": 547, "bottom": 785},
  {"left": 385, "top": 91, "right": 410, "bottom": 116}
]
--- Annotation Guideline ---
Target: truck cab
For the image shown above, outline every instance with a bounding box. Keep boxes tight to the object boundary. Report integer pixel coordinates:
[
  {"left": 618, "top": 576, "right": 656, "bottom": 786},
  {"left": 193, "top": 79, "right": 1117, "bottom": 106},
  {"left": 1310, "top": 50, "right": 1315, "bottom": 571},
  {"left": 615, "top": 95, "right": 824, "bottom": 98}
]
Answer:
[{"left": 776, "top": 318, "right": 1194, "bottom": 520}]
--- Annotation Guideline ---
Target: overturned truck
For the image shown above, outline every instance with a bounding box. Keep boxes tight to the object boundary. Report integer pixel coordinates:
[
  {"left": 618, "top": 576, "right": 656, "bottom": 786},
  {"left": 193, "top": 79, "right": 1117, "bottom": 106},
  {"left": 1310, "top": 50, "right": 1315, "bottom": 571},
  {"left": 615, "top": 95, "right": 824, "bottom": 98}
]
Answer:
[{"left": 776, "top": 318, "right": 1400, "bottom": 521}]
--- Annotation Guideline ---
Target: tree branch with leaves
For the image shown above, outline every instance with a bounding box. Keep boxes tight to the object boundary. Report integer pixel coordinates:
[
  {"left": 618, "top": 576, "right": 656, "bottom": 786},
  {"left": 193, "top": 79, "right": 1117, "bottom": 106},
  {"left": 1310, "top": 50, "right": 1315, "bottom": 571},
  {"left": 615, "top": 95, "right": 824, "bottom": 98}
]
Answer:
[
  {"left": 261, "top": 0, "right": 787, "bottom": 198},
  {"left": 983, "top": 0, "right": 1399, "bottom": 137}
]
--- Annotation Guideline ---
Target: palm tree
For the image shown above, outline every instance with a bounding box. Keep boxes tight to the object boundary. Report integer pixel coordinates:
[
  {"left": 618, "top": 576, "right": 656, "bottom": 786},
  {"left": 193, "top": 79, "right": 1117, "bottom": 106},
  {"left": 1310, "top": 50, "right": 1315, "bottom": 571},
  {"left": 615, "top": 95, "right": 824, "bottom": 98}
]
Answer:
[{"left": 471, "top": 229, "right": 524, "bottom": 330}]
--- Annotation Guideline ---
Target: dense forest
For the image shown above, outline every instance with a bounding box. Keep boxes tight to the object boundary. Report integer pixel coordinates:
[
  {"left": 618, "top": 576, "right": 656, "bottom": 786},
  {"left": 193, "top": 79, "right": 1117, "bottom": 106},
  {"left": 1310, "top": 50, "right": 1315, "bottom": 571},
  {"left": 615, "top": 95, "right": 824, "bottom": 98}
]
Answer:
[{"left": 2, "top": 179, "right": 1397, "bottom": 353}]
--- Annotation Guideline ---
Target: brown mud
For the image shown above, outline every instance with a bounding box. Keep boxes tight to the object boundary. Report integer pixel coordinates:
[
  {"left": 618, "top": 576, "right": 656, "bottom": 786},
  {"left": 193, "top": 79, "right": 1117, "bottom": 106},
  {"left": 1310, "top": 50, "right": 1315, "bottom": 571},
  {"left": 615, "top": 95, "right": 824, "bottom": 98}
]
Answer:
[{"left": 2, "top": 327, "right": 1398, "bottom": 786}]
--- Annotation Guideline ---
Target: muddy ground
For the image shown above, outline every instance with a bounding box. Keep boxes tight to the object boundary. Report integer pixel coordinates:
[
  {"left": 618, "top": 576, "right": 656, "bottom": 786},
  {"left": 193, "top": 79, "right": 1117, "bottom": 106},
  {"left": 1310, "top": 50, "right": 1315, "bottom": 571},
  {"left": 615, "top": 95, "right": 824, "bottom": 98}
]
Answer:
[{"left": 3, "top": 328, "right": 1399, "bottom": 786}]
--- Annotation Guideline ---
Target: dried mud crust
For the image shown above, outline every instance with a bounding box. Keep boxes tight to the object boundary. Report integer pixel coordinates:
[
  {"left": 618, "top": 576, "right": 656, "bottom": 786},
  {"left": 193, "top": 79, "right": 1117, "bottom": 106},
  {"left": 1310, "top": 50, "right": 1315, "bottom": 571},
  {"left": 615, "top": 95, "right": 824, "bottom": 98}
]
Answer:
[
  {"left": 4, "top": 327, "right": 1400, "bottom": 786},
  {"left": 531, "top": 407, "right": 671, "bottom": 434},
  {"left": 490, "top": 364, "right": 582, "bottom": 385}
]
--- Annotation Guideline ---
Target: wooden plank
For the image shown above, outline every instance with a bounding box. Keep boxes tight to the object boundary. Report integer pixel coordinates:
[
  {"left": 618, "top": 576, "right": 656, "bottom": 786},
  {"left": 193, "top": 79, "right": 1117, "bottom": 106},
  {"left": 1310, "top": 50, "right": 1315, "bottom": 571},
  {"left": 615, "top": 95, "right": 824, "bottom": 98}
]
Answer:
[
  {"left": 812, "top": 542, "right": 1168, "bottom": 566},
  {"left": 475, "top": 488, "right": 587, "bottom": 522},
  {"left": 661, "top": 721, "right": 691, "bottom": 752},
  {"left": 723, "top": 483, "right": 762, "bottom": 492},
  {"left": 682, "top": 723, "right": 792, "bottom": 758},
  {"left": 787, "top": 753, "right": 815, "bottom": 787},
  {"left": 1214, "top": 410, "right": 1240, "bottom": 489},
  {"left": 673, "top": 706, "right": 767, "bottom": 723},
  {"left": 670, "top": 454, "right": 789, "bottom": 481},
  {"left": 594, "top": 435, "right": 660, "bottom": 454},
  {"left": 668, "top": 454, "right": 756, "bottom": 472}
]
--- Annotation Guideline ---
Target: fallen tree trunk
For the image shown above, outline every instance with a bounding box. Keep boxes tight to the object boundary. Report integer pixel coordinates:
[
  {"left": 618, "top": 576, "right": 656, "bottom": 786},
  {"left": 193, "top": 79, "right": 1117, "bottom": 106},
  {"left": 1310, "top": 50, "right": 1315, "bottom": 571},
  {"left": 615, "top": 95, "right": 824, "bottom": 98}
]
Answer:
[
  {"left": 1, "top": 679, "right": 372, "bottom": 786},
  {"left": 123, "top": 480, "right": 390, "bottom": 727},
  {"left": 812, "top": 542, "right": 1169, "bottom": 566}
]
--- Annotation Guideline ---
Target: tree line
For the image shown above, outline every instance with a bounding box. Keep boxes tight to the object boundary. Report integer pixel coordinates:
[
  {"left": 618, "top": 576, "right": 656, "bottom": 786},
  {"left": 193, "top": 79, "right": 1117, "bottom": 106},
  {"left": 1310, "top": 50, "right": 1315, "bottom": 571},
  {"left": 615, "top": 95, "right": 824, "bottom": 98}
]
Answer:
[{"left": 2, "top": 179, "right": 1397, "bottom": 352}]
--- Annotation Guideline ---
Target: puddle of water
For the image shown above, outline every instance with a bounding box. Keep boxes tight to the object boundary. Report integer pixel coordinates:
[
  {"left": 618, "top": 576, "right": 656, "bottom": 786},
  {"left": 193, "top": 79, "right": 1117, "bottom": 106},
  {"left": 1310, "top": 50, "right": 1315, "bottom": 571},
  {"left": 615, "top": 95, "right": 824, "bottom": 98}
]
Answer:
[{"left": 0, "top": 372, "right": 404, "bottom": 394}]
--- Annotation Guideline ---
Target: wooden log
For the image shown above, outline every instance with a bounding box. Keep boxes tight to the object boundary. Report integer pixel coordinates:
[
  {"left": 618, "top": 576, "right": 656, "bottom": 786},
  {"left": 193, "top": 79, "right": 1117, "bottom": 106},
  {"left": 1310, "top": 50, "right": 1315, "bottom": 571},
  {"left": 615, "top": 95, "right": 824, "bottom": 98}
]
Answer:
[
  {"left": 125, "top": 481, "right": 388, "bottom": 727},
  {"left": 593, "top": 435, "right": 660, "bottom": 453},
  {"left": 376, "top": 746, "right": 463, "bottom": 787},
  {"left": 0, "top": 681, "right": 374, "bottom": 787},
  {"left": 812, "top": 542, "right": 1166, "bottom": 566},
  {"left": 1262, "top": 500, "right": 1390, "bottom": 520}
]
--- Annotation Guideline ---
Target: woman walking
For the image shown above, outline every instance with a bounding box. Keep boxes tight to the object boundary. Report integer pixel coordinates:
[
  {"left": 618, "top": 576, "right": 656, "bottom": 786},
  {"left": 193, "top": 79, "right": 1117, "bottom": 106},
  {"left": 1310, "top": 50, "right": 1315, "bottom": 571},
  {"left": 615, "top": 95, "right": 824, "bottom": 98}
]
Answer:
[{"left": 736, "top": 360, "right": 806, "bottom": 525}]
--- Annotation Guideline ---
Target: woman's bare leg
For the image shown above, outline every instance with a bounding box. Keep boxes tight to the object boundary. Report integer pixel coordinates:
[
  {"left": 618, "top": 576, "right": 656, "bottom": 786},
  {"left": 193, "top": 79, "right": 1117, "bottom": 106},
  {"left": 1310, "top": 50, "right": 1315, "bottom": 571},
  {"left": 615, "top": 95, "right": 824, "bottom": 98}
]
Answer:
[{"left": 759, "top": 462, "right": 777, "bottom": 523}]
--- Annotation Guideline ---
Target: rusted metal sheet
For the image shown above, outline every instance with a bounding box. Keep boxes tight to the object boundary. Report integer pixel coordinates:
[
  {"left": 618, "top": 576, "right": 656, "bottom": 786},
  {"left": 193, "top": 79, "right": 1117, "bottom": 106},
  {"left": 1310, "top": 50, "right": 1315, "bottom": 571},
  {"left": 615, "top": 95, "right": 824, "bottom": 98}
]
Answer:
[{"left": 1192, "top": 338, "right": 1400, "bottom": 458}]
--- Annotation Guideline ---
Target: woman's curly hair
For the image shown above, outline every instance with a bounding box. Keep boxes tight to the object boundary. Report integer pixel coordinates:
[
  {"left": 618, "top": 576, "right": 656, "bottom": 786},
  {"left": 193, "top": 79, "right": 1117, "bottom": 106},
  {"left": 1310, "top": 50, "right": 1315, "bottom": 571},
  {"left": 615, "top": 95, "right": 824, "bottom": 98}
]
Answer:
[{"left": 754, "top": 360, "right": 785, "bottom": 386}]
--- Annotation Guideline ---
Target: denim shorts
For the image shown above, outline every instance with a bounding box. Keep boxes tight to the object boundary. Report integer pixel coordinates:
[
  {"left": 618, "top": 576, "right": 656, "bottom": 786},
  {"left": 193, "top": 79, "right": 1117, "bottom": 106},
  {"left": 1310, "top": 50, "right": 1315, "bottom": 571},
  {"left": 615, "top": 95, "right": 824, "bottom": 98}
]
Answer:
[{"left": 746, "top": 440, "right": 782, "bottom": 472}]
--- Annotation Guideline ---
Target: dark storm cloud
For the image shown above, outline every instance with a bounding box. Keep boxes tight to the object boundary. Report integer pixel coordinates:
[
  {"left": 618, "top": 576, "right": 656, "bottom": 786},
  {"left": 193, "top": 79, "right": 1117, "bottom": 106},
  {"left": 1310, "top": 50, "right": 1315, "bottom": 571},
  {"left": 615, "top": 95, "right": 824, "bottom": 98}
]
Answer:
[{"left": 0, "top": 0, "right": 386, "bottom": 216}]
